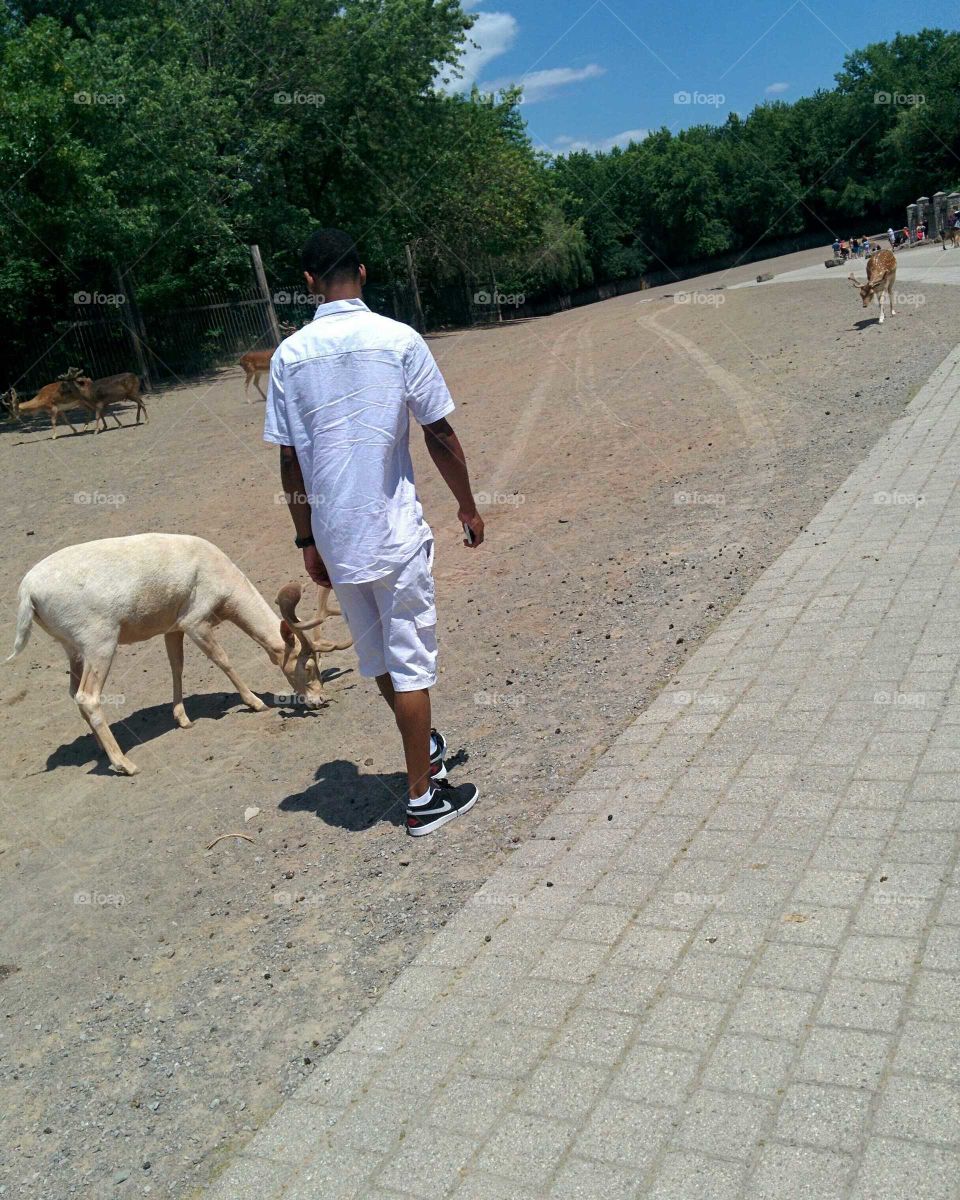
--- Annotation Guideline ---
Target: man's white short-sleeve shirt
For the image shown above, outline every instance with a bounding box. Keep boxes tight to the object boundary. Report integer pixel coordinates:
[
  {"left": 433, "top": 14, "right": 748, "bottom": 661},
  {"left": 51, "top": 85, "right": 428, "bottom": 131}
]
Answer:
[{"left": 264, "top": 298, "right": 454, "bottom": 584}]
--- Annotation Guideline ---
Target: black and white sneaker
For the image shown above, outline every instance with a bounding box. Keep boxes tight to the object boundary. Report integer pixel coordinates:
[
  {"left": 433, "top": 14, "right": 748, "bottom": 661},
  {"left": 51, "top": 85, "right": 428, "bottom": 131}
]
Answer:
[
  {"left": 406, "top": 779, "right": 479, "bottom": 837},
  {"left": 429, "top": 727, "right": 448, "bottom": 783}
]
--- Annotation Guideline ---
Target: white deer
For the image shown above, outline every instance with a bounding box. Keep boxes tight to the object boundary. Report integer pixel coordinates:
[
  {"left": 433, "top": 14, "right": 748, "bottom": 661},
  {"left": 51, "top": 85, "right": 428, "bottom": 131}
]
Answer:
[
  {"left": 848, "top": 248, "right": 898, "bottom": 324},
  {"left": 6, "top": 534, "right": 351, "bottom": 775}
]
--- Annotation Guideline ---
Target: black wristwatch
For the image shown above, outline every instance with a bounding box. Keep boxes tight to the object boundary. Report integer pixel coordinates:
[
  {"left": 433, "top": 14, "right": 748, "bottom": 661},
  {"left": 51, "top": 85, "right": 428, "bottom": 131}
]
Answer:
[{"left": 295, "top": 533, "right": 315, "bottom": 549}]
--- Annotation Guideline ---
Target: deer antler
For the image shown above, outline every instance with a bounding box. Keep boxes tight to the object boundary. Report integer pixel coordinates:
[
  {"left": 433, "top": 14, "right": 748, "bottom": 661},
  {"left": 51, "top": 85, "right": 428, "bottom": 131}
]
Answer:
[
  {"left": 58, "top": 366, "right": 85, "bottom": 382},
  {"left": 275, "top": 582, "right": 353, "bottom": 652}
]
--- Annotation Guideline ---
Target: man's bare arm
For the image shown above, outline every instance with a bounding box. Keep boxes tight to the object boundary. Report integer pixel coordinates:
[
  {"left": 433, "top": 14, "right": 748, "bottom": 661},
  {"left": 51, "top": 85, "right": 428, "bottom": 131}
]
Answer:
[
  {"left": 423, "top": 417, "right": 484, "bottom": 547},
  {"left": 279, "top": 445, "right": 331, "bottom": 585}
]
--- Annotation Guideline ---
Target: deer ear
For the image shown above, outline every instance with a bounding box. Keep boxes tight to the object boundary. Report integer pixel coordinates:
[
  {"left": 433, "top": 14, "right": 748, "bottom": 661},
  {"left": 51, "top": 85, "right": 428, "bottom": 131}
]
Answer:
[{"left": 279, "top": 620, "right": 295, "bottom": 646}]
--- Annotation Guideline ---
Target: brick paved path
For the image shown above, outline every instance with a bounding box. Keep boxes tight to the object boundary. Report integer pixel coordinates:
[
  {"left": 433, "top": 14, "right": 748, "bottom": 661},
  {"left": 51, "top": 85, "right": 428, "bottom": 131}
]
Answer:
[{"left": 207, "top": 346, "right": 960, "bottom": 1199}]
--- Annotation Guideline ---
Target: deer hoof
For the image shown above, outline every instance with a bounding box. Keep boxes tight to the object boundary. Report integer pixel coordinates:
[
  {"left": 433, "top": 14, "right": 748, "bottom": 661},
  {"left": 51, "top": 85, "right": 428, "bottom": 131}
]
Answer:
[
  {"left": 114, "top": 758, "right": 140, "bottom": 776},
  {"left": 248, "top": 697, "right": 269, "bottom": 713}
]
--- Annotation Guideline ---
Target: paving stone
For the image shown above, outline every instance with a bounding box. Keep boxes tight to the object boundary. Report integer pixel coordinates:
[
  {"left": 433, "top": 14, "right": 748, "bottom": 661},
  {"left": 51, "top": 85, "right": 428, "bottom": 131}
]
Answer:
[
  {"left": 911, "top": 970, "right": 960, "bottom": 1021},
  {"left": 462, "top": 1021, "right": 554, "bottom": 1079},
  {"left": 746, "top": 1144, "right": 853, "bottom": 1199},
  {"left": 376, "top": 1128, "right": 477, "bottom": 1199},
  {"left": 824, "top": 958, "right": 909, "bottom": 1027},
  {"left": 873, "top": 1074, "right": 960, "bottom": 1146},
  {"left": 674, "top": 1088, "right": 773, "bottom": 1159},
  {"left": 427, "top": 1074, "right": 514, "bottom": 1138},
  {"left": 636, "top": 994, "right": 727, "bottom": 1051},
  {"left": 893, "top": 1019, "right": 960, "bottom": 1081},
  {"left": 448, "top": 1176, "right": 542, "bottom": 1200},
  {"left": 475, "top": 1112, "right": 574, "bottom": 1188},
  {"left": 848, "top": 1138, "right": 960, "bottom": 1200},
  {"left": 752, "top": 943, "right": 835, "bottom": 992},
  {"left": 614, "top": 1044, "right": 702, "bottom": 1106},
  {"left": 834, "top": 934, "right": 919, "bottom": 981},
  {"left": 701, "top": 1034, "right": 795, "bottom": 1095},
  {"left": 514, "top": 1056, "right": 608, "bottom": 1121},
  {"left": 203, "top": 1155, "right": 290, "bottom": 1200},
  {"left": 581, "top": 961, "right": 663, "bottom": 1016},
  {"left": 576, "top": 1095, "right": 675, "bottom": 1167},
  {"left": 773, "top": 1083, "right": 871, "bottom": 1151},
  {"left": 282, "top": 1147, "right": 382, "bottom": 1200},
  {"left": 614, "top": 927, "right": 694, "bottom": 972},
  {"left": 728, "top": 987, "right": 816, "bottom": 1041},
  {"left": 647, "top": 1152, "right": 747, "bottom": 1199},
  {"left": 796, "top": 1027, "right": 892, "bottom": 1089},
  {"left": 923, "top": 925, "right": 960, "bottom": 971},
  {"left": 553, "top": 1006, "right": 636, "bottom": 1066},
  {"left": 531, "top": 938, "right": 610, "bottom": 983},
  {"left": 547, "top": 1156, "right": 643, "bottom": 1199},
  {"left": 669, "top": 951, "right": 751, "bottom": 1001}
]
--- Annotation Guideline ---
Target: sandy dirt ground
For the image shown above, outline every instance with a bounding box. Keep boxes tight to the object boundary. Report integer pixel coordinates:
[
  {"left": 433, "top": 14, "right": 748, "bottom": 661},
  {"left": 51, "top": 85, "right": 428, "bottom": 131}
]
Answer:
[{"left": 1, "top": 242, "right": 958, "bottom": 1199}]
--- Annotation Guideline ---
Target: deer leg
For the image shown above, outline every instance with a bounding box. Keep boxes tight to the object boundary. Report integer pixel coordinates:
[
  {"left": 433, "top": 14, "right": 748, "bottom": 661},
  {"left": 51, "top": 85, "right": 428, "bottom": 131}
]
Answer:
[
  {"left": 254, "top": 372, "right": 268, "bottom": 401},
  {"left": 888, "top": 286, "right": 896, "bottom": 317},
  {"left": 164, "top": 631, "right": 193, "bottom": 728},
  {"left": 110, "top": 407, "right": 124, "bottom": 429},
  {"left": 185, "top": 625, "right": 269, "bottom": 712},
  {"left": 74, "top": 649, "right": 140, "bottom": 776},
  {"left": 244, "top": 372, "right": 253, "bottom": 403},
  {"left": 137, "top": 399, "right": 149, "bottom": 424},
  {"left": 877, "top": 292, "right": 885, "bottom": 324}
]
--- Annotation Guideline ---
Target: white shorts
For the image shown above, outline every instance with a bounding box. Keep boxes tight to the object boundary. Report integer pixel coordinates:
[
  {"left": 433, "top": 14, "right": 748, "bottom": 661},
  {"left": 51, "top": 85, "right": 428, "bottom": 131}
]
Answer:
[{"left": 334, "top": 541, "right": 438, "bottom": 692}]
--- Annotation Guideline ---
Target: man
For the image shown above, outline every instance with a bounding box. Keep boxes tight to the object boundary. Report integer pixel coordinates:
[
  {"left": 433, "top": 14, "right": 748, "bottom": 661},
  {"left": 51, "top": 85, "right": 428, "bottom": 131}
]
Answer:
[{"left": 265, "top": 229, "right": 484, "bottom": 836}]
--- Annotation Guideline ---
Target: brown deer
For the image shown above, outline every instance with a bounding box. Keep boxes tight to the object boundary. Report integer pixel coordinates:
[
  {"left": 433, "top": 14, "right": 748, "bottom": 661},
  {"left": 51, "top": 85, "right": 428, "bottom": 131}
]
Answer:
[
  {"left": 58, "top": 367, "right": 147, "bottom": 432},
  {"left": 239, "top": 349, "right": 273, "bottom": 401},
  {"left": 848, "top": 249, "right": 897, "bottom": 324},
  {"left": 7, "top": 381, "right": 97, "bottom": 438}
]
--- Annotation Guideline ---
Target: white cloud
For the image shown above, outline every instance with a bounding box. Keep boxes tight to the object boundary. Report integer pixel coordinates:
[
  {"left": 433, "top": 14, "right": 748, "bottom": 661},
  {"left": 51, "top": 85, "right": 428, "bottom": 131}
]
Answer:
[
  {"left": 765, "top": 81, "right": 790, "bottom": 95},
  {"left": 552, "top": 128, "right": 649, "bottom": 154},
  {"left": 442, "top": 11, "right": 518, "bottom": 93},
  {"left": 480, "top": 63, "right": 606, "bottom": 104}
]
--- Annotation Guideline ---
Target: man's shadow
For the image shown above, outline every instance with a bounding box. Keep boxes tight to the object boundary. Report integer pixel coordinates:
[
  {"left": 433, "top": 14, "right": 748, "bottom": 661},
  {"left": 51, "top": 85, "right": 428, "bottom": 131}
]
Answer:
[{"left": 280, "top": 748, "right": 469, "bottom": 832}]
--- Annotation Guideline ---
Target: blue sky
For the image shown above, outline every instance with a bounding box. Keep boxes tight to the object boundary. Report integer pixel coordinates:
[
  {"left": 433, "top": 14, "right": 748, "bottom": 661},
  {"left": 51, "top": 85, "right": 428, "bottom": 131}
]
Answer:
[{"left": 442, "top": 0, "right": 939, "bottom": 154}]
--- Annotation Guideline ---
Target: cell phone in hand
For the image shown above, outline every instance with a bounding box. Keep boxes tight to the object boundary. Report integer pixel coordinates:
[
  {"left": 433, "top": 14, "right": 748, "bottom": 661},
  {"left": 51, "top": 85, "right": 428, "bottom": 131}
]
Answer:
[{"left": 463, "top": 521, "right": 476, "bottom": 546}]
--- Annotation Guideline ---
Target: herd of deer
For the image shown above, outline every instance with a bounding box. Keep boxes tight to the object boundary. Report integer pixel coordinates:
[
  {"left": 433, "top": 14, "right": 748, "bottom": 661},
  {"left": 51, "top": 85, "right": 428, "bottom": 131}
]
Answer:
[{"left": 2, "top": 367, "right": 147, "bottom": 438}]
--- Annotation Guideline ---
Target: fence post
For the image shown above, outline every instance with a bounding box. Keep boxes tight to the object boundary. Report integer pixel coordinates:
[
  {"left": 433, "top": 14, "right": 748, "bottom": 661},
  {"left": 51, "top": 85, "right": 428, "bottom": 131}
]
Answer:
[
  {"left": 250, "top": 244, "right": 282, "bottom": 346},
  {"left": 404, "top": 243, "right": 426, "bottom": 333},
  {"left": 116, "top": 267, "right": 153, "bottom": 392}
]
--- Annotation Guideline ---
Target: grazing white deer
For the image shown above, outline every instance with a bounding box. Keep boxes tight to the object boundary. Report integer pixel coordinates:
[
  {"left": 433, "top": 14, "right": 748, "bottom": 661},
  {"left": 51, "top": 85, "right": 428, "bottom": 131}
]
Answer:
[
  {"left": 848, "top": 248, "right": 897, "bottom": 324},
  {"left": 6, "top": 534, "right": 351, "bottom": 775},
  {"left": 239, "top": 349, "right": 273, "bottom": 401}
]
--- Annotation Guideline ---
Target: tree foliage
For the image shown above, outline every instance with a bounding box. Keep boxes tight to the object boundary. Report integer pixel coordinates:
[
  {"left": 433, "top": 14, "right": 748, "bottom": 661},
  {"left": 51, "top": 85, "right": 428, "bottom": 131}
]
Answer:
[{"left": 0, "top": 6, "right": 957, "bottom": 373}]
